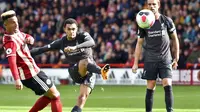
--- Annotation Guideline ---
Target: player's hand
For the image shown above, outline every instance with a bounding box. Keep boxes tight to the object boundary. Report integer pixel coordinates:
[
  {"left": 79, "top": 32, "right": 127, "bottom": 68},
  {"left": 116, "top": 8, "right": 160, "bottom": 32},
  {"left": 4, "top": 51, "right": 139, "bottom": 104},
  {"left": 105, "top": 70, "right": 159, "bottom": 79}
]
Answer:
[
  {"left": 25, "top": 37, "right": 34, "bottom": 45},
  {"left": 172, "top": 60, "right": 178, "bottom": 69},
  {"left": 15, "top": 79, "right": 23, "bottom": 90},
  {"left": 132, "top": 64, "right": 138, "bottom": 73},
  {"left": 64, "top": 46, "right": 77, "bottom": 52}
]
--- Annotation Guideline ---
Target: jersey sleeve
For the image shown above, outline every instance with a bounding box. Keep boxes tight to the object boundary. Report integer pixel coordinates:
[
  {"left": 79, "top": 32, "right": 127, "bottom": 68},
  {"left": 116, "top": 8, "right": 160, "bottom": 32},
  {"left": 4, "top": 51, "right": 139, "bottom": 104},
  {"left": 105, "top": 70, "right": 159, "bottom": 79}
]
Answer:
[
  {"left": 137, "top": 27, "right": 146, "bottom": 38},
  {"left": 30, "top": 38, "right": 62, "bottom": 56},
  {"left": 76, "top": 32, "right": 95, "bottom": 48},
  {"left": 8, "top": 56, "right": 20, "bottom": 80},
  {"left": 3, "top": 39, "right": 19, "bottom": 80},
  {"left": 49, "top": 38, "right": 62, "bottom": 50},
  {"left": 4, "top": 41, "right": 17, "bottom": 57},
  {"left": 83, "top": 32, "right": 93, "bottom": 41},
  {"left": 166, "top": 17, "right": 176, "bottom": 33},
  {"left": 25, "top": 33, "right": 34, "bottom": 45}
]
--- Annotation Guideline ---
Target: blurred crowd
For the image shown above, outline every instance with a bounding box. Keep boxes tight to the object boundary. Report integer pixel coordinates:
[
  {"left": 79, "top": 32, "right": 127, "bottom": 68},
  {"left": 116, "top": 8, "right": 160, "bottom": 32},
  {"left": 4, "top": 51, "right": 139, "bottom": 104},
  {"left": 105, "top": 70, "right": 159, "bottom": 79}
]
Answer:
[{"left": 0, "top": 0, "right": 199, "bottom": 69}]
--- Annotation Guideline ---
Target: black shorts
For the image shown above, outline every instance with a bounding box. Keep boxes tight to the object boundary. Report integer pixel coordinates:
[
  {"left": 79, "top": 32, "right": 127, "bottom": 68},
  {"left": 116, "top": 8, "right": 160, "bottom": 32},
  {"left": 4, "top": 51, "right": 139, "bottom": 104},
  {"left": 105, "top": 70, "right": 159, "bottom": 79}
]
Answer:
[
  {"left": 21, "top": 71, "right": 53, "bottom": 95},
  {"left": 68, "top": 63, "right": 96, "bottom": 89},
  {"left": 142, "top": 61, "right": 172, "bottom": 80}
]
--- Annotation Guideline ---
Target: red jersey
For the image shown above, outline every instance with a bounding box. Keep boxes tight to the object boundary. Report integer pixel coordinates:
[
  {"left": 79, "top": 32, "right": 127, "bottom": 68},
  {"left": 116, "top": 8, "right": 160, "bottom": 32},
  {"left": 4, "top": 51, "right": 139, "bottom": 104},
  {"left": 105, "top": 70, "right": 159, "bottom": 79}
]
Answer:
[{"left": 3, "top": 31, "right": 40, "bottom": 80}]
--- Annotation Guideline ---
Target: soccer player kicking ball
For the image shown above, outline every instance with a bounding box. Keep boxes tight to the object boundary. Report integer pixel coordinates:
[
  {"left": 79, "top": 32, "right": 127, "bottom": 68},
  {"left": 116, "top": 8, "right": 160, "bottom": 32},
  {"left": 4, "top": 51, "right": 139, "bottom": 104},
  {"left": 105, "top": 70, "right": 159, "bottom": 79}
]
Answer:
[
  {"left": 31, "top": 18, "right": 110, "bottom": 112},
  {"left": 132, "top": 0, "right": 179, "bottom": 112},
  {"left": 1, "top": 10, "right": 62, "bottom": 112}
]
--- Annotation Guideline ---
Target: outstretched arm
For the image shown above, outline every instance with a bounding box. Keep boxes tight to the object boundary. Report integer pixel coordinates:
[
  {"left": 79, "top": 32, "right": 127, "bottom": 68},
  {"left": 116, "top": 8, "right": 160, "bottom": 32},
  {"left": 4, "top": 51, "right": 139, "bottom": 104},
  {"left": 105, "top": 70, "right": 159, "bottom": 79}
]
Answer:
[
  {"left": 30, "top": 45, "right": 51, "bottom": 56},
  {"left": 31, "top": 38, "right": 62, "bottom": 56}
]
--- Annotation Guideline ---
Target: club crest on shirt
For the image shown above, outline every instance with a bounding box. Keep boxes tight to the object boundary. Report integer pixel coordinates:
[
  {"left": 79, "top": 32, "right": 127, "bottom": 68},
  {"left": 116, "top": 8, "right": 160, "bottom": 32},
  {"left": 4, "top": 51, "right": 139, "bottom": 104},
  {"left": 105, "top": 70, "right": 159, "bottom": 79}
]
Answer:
[{"left": 6, "top": 48, "right": 12, "bottom": 54}]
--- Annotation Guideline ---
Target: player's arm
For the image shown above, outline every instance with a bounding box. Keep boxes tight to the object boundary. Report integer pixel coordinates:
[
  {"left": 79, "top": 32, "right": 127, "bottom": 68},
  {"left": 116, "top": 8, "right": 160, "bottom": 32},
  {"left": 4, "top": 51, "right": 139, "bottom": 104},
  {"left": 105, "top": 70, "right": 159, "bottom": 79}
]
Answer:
[
  {"left": 4, "top": 42, "right": 19, "bottom": 80},
  {"left": 24, "top": 33, "right": 34, "bottom": 45},
  {"left": 167, "top": 17, "right": 179, "bottom": 69},
  {"left": 4, "top": 42, "right": 23, "bottom": 90},
  {"left": 132, "top": 28, "right": 144, "bottom": 73},
  {"left": 167, "top": 17, "right": 179, "bottom": 62},
  {"left": 30, "top": 38, "right": 62, "bottom": 56},
  {"left": 64, "top": 32, "right": 95, "bottom": 52},
  {"left": 132, "top": 38, "right": 144, "bottom": 72},
  {"left": 76, "top": 32, "right": 95, "bottom": 49},
  {"left": 170, "top": 30, "right": 179, "bottom": 62}
]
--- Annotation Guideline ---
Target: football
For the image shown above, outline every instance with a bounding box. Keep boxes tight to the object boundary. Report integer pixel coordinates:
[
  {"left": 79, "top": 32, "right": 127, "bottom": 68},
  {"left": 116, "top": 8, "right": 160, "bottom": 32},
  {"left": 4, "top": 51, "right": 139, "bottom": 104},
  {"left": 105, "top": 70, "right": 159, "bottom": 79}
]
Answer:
[{"left": 136, "top": 9, "right": 155, "bottom": 29}]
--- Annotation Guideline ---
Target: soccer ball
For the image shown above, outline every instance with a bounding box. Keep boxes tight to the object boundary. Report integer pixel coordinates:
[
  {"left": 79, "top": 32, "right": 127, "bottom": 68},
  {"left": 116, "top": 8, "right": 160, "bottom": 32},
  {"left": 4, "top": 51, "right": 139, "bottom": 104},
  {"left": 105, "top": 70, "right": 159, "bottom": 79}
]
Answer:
[{"left": 136, "top": 9, "right": 155, "bottom": 29}]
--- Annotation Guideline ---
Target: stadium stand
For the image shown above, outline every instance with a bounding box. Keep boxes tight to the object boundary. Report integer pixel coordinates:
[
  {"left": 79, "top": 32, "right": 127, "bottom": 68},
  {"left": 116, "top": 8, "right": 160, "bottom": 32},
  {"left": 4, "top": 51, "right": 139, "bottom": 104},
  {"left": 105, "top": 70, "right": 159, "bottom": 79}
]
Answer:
[{"left": 0, "top": 0, "right": 199, "bottom": 69}]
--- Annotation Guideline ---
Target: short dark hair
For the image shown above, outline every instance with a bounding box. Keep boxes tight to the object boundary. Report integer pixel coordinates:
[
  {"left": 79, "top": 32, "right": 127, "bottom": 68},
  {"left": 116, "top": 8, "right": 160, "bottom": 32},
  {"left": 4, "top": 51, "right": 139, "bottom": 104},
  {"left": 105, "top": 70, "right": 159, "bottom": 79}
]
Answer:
[
  {"left": 63, "top": 18, "right": 78, "bottom": 27},
  {"left": 1, "top": 10, "right": 16, "bottom": 22}
]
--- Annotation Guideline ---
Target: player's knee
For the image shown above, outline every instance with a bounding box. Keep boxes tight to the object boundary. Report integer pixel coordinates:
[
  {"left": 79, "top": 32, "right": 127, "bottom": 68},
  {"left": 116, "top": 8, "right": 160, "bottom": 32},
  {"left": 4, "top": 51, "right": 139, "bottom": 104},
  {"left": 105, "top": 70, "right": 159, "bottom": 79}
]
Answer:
[
  {"left": 46, "top": 88, "right": 60, "bottom": 99},
  {"left": 51, "top": 91, "right": 60, "bottom": 99},
  {"left": 78, "top": 94, "right": 88, "bottom": 102},
  {"left": 162, "top": 78, "right": 172, "bottom": 86},
  {"left": 147, "top": 80, "right": 156, "bottom": 89}
]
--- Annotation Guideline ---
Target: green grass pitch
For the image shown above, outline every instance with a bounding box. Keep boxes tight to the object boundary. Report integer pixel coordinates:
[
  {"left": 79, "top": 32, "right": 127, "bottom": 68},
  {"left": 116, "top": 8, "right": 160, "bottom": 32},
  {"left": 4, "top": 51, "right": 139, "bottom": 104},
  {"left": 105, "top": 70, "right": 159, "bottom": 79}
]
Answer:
[{"left": 0, "top": 85, "right": 200, "bottom": 112}]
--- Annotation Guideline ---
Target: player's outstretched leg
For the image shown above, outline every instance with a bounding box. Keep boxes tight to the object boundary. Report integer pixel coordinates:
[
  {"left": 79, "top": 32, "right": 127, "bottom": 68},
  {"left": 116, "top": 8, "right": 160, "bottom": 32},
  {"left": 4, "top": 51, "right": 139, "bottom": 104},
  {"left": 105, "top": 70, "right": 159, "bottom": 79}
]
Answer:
[
  {"left": 78, "top": 59, "right": 110, "bottom": 80},
  {"left": 100, "top": 64, "right": 110, "bottom": 80},
  {"left": 86, "top": 63, "right": 110, "bottom": 80},
  {"left": 71, "top": 84, "right": 91, "bottom": 112}
]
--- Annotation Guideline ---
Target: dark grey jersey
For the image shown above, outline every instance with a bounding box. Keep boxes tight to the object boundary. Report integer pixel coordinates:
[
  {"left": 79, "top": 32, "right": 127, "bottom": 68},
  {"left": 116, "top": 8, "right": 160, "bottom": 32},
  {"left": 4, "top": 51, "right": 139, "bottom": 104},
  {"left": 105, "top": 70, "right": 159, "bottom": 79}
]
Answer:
[
  {"left": 138, "top": 15, "right": 176, "bottom": 63},
  {"left": 49, "top": 32, "right": 94, "bottom": 64}
]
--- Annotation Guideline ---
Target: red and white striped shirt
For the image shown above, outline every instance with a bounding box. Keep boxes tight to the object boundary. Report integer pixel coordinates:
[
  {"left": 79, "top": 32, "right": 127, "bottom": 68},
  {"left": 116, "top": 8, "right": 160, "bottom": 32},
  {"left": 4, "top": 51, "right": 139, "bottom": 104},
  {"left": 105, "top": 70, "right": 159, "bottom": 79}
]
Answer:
[{"left": 3, "top": 31, "right": 40, "bottom": 80}]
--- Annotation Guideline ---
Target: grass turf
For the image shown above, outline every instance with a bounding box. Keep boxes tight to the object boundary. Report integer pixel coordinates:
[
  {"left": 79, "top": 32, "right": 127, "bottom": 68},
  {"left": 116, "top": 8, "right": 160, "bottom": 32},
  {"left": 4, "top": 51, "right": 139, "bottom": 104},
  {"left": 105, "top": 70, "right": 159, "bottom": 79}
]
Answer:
[{"left": 0, "top": 85, "right": 200, "bottom": 112}]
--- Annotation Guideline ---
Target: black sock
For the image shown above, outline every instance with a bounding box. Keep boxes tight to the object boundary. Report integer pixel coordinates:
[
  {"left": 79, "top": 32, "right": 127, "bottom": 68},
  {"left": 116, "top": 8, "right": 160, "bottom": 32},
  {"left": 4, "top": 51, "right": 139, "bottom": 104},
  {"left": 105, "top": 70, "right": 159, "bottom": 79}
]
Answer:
[
  {"left": 71, "top": 105, "right": 82, "bottom": 112},
  {"left": 87, "top": 63, "right": 101, "bottom": 74},
  {"left": 145, "top": 89, "right": 154, "bottom": 112},
  {"left": 164, "top": 85, "right": 174, "bottom": 112}
]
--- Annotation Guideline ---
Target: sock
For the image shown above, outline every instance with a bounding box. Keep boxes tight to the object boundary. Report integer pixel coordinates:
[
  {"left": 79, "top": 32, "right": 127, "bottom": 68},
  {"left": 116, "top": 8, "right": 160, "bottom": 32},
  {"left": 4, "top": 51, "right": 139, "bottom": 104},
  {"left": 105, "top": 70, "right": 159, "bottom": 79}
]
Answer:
[
  {"left": 71, "top": 105, "right": 82, "bottom": 112},
  {"left": 145, "top": 89, "right": 154, "bottom": 112},
  {"left": 29, "top": 96, "right": 51, "bottom": 112},
  {"left": 87, "top": 63, "right": 101, "bottom": 74},
  {"left": 51, "top": 96, "right": 62, "bottom": 112},
  {"left": 164, "top": 85, "right": 174, "bottom": 112}
]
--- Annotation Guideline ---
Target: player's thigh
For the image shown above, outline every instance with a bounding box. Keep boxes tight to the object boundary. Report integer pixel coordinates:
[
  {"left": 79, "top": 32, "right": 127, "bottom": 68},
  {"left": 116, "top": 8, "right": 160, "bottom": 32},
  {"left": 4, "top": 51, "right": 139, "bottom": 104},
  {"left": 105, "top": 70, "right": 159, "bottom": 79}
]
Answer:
[
  {"left": 78, "top": 59, "right": 89, "bottom": 77},
  {"left": 78, "top": 72, "right": 96, "bottom": 95},
  {"left": 142, "top": 62, "right": 159, "bottom": 80},
  {"left": 82, "top": 73, "right": 96, "bottom": 92},
  {"left": 147, "top": 80, "right": 156, "bottom": 90},
  {"left": 158, "top": 62, "right": 172, "bottom": 79},
  {"left": 68, "top": 64, "right": 83, "bottom": 83},
  {"left": 22, "top": 71, "right": 53, "bottom": 95},
  {"left": 162, "top": 78, "right": 172, "bottom": 86}
]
